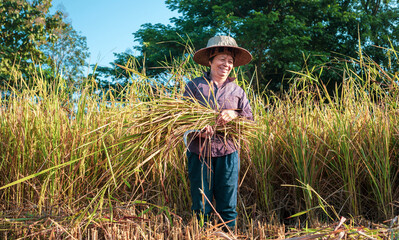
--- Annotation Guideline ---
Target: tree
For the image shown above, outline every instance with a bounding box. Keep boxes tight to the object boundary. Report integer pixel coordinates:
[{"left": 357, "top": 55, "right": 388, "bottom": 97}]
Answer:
[
  {"left": 0, "top": 0, "right": 89, "bottom": 86},
  {"left": 0, "top": 0, "right": 60, "bottom": 84},
  {"left": 40, "top": 22, "right": 90, "bottom": 83},
  {"left": 103, "top": 0, "right": 399, "bottom": 92}
]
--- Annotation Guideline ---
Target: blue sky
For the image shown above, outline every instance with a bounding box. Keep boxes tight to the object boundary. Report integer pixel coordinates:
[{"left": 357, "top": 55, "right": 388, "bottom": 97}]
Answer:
[{"left": 51, "top": 0, "right": 180, "bottom": 68}]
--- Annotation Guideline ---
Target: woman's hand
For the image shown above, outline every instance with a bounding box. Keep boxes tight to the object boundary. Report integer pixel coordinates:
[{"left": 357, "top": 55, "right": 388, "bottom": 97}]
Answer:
[
  {"left": 217, "top": 109, "right": 238, "bottom": 126},
  {"left": 198, "top": 110, "right": 238, "bottom": 138},
  {"left": 199, "top": 125, "right": 214, "bottom": 138}
]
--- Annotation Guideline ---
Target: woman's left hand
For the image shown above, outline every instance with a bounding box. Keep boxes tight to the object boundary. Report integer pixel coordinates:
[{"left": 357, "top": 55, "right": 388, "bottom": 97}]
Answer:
[{"left": 217, "top": 109, "right": 238, "bottom": 125}]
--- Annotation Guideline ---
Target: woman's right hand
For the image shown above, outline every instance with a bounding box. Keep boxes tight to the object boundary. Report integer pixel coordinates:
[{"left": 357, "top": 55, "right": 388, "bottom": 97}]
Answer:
[{"left": 199, "top": 125, "right": 214, "bottom": 138}]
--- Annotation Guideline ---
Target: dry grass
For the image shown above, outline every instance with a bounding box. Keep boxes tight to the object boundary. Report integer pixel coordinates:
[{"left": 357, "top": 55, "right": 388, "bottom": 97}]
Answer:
[{"left": 1, "top": 208, "right": 398, "bottom": 239}]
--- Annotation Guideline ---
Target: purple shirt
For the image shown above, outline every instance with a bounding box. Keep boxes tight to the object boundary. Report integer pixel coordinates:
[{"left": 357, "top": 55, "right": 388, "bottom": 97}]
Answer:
[{"left": 183, "top": 72, "right": 254, "bottom": 157}]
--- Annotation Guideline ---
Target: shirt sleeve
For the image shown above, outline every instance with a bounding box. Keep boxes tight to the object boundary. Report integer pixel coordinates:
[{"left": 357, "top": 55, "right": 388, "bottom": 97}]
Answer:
[
  {"left": 238, "top": 90, "right": 254, "bottom": 121},
  {"left": 183, "top": 80, "right": 196, "bottom": 100}
]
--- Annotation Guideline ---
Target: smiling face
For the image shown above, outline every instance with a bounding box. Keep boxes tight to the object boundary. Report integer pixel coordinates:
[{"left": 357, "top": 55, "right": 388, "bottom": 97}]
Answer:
[{"left": 209, "top": 53, "right": 234, "bottom": 81}]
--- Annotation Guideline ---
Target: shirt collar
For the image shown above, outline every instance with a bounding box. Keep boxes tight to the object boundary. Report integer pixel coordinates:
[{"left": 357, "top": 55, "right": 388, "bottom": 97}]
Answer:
[{"left": 203, "top": 71, "right": 236, "bottom": 83}]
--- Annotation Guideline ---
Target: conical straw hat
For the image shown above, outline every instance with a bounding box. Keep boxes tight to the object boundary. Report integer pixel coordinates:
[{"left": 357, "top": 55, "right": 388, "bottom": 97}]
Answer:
[{"left": 193, "top": 36, "right": 252, "bottom": 67}]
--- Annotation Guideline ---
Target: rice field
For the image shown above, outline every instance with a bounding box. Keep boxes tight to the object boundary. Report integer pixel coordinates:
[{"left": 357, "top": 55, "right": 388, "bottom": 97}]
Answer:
[{"left": 1, "top": 50, "right": 399, "bottom": 239}]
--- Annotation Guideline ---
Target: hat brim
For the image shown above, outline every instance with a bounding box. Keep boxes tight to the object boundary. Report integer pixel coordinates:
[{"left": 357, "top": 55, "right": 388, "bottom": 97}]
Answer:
[{"left": 193, "top": 45, "right": 252, "bottom": 67}]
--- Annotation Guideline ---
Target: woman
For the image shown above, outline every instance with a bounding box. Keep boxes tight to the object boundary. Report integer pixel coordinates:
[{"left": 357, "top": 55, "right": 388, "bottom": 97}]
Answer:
[{"left": 183, "top": 35, "right": 253, "bottom": 230}]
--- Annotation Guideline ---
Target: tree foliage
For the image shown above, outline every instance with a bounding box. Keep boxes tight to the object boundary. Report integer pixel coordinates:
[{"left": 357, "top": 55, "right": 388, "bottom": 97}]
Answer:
[
  {"left": 0, "top": 0, "right": 89, "bottom": 86},
  {"left": 40, "top": 22, "right": 90, "bottom": 82},
  {"left": 103, "top": 0, "right": 399, "bottom": 92}
]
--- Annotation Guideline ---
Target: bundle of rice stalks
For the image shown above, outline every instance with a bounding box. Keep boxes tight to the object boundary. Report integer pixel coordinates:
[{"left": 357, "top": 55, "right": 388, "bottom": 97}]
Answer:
[
  {"left": 70, "top": 93, "right": 259, "bottom": 224},
  {"left": 114, "top": 95, "right": 258, "bottom": 172}
]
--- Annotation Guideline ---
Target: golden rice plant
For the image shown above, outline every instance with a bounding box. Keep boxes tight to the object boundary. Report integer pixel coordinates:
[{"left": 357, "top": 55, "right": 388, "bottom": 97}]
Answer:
[{"left": 1, "top": 40, "right": 399, "bottom": 239}]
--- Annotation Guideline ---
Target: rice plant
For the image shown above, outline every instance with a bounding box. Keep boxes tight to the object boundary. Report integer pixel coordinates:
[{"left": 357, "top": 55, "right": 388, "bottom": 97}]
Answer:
[{"left": 1, "top": 44, "right": 399, "bottom": 239}]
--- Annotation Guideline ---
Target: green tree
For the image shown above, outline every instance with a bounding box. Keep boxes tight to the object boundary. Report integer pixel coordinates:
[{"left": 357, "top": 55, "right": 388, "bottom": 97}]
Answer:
[
  {"left": 0, "top": 0, "right": 60, "bottom": 84},
  {"left": 103, "top": 0, "right": 399, "bottom": 92},
  {"left": 40, "top": 22, "right": 90, "bottom": 83},
  {"left": 0, "top": 0, "right": 89, "bottom": 86}
]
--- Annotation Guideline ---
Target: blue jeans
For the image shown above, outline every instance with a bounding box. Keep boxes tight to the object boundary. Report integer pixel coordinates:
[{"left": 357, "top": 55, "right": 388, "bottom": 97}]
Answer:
[{"left": 187, "top": 151, "right": 239, "bottom": 228}]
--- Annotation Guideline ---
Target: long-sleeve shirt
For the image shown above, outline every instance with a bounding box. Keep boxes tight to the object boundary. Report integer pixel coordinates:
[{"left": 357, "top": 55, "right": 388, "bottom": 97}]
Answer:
[{"left": 183, "top": 72, "right": 254, "bottom": 157}]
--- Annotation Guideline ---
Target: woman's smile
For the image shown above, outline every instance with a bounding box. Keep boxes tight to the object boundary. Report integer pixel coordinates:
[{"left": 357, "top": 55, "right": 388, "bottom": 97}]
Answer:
[{"left": 209, "top": 54, "right": 234, "bottom": 81}]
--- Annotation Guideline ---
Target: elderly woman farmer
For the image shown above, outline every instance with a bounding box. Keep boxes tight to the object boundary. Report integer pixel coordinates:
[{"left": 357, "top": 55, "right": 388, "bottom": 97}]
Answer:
[{"left": 183, "top": 35, "right": 253, "bottom": 229}]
